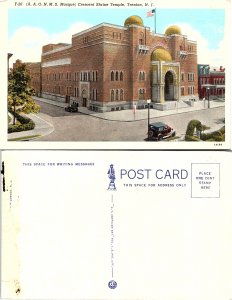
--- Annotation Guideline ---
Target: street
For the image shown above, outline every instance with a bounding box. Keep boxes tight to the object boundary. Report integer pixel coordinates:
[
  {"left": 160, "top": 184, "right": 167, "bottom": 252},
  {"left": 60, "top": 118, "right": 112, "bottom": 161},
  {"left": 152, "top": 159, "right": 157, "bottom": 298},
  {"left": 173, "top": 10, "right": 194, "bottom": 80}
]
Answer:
[{"left": 36, "top": 100, "right": 225, "bottom": 141}]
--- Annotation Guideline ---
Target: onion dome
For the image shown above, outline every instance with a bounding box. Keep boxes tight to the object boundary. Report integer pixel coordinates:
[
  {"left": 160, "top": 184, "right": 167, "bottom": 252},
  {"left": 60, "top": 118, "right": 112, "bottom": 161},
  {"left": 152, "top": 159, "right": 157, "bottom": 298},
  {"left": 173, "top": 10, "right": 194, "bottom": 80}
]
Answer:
[
  {"left": 165, "top": 25, "right": 181, "bottom": 35},
  {"left": 151, "top": 48, "right": 172, "bottom": 61},
  {"left": 124, "top": 15, "right": 144, "bottom": 27}
]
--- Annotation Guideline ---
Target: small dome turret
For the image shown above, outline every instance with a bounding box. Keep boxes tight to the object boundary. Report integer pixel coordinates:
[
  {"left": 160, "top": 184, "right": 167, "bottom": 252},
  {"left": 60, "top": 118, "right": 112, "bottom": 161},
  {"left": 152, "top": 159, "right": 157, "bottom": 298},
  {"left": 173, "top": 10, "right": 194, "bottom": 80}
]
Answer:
[
  {"left": 165, "top": 25, "right": 181, "bottom": 35},
  {"left": 124, "top": 15, "right": 144, "bottom": 27}
]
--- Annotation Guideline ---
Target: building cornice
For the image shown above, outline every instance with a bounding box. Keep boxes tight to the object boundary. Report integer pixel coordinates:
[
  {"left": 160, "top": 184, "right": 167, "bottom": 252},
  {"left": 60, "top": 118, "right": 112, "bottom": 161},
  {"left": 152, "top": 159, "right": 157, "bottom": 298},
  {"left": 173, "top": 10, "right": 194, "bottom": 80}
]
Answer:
[
  {"left": 72, "top": 23, "right": 128, "bottom": 38},
  {"left": 42, "top": 45, "right": 72, "bottom": 56},
  {"left": 42, "top": 58, "right": 71, "bottom": 67}
]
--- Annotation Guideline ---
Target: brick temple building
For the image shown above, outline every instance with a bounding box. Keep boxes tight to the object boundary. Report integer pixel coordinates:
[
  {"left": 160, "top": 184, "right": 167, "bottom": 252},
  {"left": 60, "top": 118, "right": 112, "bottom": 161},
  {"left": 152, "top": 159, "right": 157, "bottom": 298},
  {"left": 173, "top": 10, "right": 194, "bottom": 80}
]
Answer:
[
  {"left": 198, "top": 64, "right": 225, "bottom": 99},
  {"left": 25, "top": 15, "right": 199, "bottom": 112}
]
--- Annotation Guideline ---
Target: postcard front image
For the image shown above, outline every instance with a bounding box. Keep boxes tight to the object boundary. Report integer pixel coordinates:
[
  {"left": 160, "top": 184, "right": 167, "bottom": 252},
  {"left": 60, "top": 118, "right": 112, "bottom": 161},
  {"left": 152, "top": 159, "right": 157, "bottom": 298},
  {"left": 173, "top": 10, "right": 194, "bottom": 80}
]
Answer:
[{"left": 2, "top": 0, "right": 230, "bottom": 149}]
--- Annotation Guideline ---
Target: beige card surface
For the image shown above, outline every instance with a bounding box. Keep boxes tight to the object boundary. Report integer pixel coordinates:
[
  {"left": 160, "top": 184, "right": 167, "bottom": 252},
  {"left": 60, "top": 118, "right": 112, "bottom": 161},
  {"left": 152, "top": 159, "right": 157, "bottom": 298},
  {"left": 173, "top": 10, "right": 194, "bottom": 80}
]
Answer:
[{"left": 1, "top": 150, "right": 232, "bottom": 299}]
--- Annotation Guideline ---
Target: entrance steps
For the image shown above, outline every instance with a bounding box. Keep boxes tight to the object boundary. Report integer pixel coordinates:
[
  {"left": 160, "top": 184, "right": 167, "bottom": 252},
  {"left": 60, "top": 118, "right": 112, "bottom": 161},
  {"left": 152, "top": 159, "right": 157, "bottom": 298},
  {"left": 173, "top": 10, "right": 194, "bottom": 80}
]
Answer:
[{"left": 152, "top": 100, "right": 190, "bottom": 111}]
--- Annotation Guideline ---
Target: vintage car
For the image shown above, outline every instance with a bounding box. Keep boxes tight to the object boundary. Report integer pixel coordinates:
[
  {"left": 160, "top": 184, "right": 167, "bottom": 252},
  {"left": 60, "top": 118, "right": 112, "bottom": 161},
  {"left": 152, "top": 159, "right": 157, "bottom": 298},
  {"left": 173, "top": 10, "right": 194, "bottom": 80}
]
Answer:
[
  {"left": 65, "top": 102, "right": 79, "bottom": 112},
  {"left": 148, "top": 122, "right": 176, "bottom": 141}
]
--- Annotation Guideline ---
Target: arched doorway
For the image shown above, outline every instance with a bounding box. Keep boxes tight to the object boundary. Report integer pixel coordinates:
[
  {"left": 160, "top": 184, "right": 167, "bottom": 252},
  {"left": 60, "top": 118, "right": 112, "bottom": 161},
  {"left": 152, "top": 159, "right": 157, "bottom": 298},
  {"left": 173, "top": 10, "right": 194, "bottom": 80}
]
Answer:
[
  {"left": 164, "top": 71, "right": 174, "bottom": 100},
  {"left": 82, "top": 89, "right": 87, "bottom": 107}
]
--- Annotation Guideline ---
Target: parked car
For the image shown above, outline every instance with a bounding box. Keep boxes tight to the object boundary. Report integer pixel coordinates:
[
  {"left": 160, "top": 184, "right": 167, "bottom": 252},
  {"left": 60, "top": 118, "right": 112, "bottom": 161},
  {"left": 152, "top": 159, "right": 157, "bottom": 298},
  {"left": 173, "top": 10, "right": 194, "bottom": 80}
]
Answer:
[
  {"left": 148, "top": 122, "right": 176, "bottom": 141},
  {"left": 65, "top": 102, "right": 79, "bottom": 112}
]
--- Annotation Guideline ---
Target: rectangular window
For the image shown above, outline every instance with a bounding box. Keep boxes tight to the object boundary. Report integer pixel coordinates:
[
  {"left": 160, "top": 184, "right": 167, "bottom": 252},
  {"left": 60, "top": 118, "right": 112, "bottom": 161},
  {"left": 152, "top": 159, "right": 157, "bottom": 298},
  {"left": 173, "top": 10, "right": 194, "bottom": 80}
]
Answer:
[
  {"left": 188, "top": 73, "right": 195, "bottom": 81},
  {"left": 181, "top": 73, "right": 184, "bottom": 81},
  {"left": 92, "top": 89, "right": 98, "bottom": 101},
  {"left": 188, "top": 86, "right": 194, "bottom": 94}
]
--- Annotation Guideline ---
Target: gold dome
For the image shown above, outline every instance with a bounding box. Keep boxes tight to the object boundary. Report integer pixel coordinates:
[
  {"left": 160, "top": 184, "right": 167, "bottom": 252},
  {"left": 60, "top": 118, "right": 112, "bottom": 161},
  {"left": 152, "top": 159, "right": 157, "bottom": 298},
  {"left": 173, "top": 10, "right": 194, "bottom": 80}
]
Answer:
[
  {"left": 165, "top": 25, "right": 181, "bottom": 35},
  {"left": 151, "top": 48, "right": 172, "bottom": 61},
  {"left": 124, "top": 15, "right": 144, "bottom": 27}
]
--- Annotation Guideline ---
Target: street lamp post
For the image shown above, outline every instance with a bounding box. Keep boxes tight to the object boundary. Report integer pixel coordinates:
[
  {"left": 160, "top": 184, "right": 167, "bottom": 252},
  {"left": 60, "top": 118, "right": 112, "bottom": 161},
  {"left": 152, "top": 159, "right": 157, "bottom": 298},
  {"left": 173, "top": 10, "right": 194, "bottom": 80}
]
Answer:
[
  {"left": 147, "top": 99, "right": 151, "bottom": 141},
  {"left": 207, "top": 87, "right": 210, "bottom": 108}
]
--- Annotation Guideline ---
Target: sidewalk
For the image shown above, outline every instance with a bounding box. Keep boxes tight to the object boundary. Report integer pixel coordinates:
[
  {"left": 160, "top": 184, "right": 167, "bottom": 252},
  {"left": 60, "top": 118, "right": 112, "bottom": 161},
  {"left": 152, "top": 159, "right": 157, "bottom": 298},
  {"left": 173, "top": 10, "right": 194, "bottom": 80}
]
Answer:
[
  {"left": 8, "top": 113, "right": 54, "bottom": 141},
  {"left": 33, "top": 96, "right": 225, "bottom": 122},
  {"left": 7, "top": 96, "right": 224, "bottom": 141}
]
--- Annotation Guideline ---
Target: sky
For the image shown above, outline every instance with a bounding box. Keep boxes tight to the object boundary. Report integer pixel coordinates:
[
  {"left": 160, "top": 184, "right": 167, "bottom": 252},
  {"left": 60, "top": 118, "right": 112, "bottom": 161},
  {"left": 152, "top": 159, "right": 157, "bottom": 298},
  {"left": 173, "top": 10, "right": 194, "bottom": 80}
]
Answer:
[{"left": 8, "top": 8, "right": 225, "bottom": 67}]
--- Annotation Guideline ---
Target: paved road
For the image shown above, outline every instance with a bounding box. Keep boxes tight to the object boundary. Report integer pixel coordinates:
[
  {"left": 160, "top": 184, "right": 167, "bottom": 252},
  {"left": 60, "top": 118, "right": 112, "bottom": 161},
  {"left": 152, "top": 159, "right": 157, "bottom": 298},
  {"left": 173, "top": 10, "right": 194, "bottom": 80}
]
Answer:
[{"left": 35, "top": 100, "right": 225, "bottom": 142}]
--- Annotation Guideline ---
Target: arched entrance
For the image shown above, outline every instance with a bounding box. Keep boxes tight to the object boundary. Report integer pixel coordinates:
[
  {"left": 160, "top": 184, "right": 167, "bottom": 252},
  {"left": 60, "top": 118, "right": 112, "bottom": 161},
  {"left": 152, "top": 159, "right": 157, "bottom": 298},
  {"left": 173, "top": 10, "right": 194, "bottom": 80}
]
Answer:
[
  {"left": 82, "top": 89, "right": 87, "bottom": 107},
  {"left": 164, "top": 71, "right": 174, "bottom": 100}
]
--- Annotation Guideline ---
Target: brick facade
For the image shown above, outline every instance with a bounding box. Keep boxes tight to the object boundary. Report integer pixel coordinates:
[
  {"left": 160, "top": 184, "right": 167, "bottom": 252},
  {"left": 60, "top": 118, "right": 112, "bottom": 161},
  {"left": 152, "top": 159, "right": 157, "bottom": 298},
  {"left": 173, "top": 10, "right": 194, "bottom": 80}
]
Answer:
[
  {"left": 26, "top": 17, "right": 199, "bottom": 112},
  {"left": 198, "top": 64, "right": 225, "bottom": 99},
  {"left": 25, "top": 62, "right": 41, "bottom": 96}
]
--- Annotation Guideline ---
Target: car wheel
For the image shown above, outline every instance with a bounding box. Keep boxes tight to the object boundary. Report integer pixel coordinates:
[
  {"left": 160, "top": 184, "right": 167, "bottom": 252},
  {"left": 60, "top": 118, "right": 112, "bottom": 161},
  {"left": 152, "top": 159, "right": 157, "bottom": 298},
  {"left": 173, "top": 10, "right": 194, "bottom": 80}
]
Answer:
[
  {"left": 158, "top": 135, "right": 163, "bottom": 141},
  {"left": 172, "top": 131, "right": 176, "bottom": 137},
  {"left": 148, "top": 130, "right": 153, "bottom": 138}
]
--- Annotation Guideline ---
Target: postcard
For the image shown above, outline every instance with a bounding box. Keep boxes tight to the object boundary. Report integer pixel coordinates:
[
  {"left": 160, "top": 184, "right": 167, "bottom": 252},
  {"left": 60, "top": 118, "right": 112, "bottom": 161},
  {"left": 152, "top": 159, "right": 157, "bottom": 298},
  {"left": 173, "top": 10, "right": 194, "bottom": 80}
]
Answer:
[
  {"left": 0, "top": 0, "right": 231, "bottom": 149},
  {"left": 1, "top": 150, "right": 232, "bottom": 299}
]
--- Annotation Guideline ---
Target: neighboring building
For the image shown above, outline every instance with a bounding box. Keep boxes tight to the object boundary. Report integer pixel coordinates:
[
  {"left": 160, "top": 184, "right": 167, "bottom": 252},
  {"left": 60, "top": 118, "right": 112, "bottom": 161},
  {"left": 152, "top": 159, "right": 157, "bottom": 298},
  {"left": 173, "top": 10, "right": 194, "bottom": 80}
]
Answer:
[
  {"left": 26, "top": 16, "right": 199, "bottom": 112},
  {"left": 198, "top": 64, "right": 225, "bottom": 99},
  {"left": 25, "top": 62, "right": 42, "bottom": 97}
]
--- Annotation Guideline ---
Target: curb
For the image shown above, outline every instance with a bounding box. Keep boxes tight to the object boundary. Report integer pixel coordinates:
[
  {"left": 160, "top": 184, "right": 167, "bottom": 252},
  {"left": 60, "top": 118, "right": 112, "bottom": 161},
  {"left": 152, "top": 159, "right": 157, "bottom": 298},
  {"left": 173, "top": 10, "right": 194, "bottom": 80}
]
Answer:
[{"left": 77, "top": 105, "right": 225, "bottom": 123}]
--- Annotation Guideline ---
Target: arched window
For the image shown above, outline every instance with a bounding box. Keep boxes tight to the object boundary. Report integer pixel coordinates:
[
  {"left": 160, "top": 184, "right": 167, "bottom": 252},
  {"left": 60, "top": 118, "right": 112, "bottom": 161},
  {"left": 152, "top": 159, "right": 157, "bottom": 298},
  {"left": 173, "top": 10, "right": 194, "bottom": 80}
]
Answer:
[
  {"left": 120, "top": 71, "right": 123, "bottom": 81},
  {"left": 116, "top": 89, "right": 119, "bottom": 100},
  {"left": 120, "top": 89, "right": 123, "bottom": 101},
  {"left": 139, "top": 89, "right": 145, "bottom": 100},
  {"left": 111, "top": 90, "right": 114, "bottom": 101},
  {"left": 115, "top": 71, "right": 119, "bottom": 81},
  {"left": 111, "top": 71, "right": 114, "bottom": 81},
  {"left": 139, "top": 32, "right": 144, "bottom": 45},
  {"left": 139, "top": 71, "right": 145, "bottom": 81}
]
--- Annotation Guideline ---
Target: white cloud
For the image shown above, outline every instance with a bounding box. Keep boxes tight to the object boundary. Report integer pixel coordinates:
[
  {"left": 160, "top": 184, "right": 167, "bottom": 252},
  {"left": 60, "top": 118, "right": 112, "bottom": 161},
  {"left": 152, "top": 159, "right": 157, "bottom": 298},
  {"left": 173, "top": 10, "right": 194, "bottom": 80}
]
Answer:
[
  {"left": 174, "top": 22, "right": 226, "bottom": 67},
  {"left": 50, "top": 22, "right": 92, "bottom": 44},
  {"left": 8, "top": 22, "right": 91, "bottom": 66}
]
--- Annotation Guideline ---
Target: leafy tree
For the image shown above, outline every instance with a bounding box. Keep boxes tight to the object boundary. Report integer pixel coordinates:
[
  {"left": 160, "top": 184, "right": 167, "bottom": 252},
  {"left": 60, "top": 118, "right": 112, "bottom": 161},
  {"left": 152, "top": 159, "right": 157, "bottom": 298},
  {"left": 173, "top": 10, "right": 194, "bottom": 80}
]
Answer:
[{"left": 8, "top": 60, "right": 40, "bottom": 125}]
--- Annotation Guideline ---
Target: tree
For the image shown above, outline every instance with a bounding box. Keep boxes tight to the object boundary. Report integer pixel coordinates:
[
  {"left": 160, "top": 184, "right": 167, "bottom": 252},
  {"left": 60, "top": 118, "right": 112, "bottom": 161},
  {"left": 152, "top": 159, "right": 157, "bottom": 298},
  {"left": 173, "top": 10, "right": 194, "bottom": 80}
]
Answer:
[{"left": 8, "top": 60, "right": 40, "bottom": 125}]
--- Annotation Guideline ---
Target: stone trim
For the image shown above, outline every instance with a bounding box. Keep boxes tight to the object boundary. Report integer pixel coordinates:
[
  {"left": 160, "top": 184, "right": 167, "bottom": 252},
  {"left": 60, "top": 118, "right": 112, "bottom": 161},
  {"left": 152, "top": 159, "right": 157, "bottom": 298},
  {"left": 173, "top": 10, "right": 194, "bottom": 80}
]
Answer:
[
  {"left": 42, "top": 58, "right": 71, "bottom": 68},
  {"left": 42, "top": 45, "right": 72, "bottom": 56}
]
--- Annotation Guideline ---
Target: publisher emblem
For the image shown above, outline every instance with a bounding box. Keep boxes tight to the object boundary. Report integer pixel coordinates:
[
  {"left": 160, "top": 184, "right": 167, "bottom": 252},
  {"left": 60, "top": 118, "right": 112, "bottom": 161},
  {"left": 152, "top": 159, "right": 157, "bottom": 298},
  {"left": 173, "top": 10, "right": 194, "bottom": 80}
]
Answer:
[
  {"left": 107, "top": 164, "right": 116, "bottom": 191},
  {"left": 108, "top": 280, "right": 117, "bottom": 289}
]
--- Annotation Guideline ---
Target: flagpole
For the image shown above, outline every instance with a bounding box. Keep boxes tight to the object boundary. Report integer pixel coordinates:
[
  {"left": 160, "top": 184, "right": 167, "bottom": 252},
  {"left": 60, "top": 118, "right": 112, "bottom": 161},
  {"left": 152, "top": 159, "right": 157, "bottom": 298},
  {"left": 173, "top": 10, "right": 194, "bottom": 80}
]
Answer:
[{"left": 154, "top": 8, "right": 156, "bottom": 34}]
